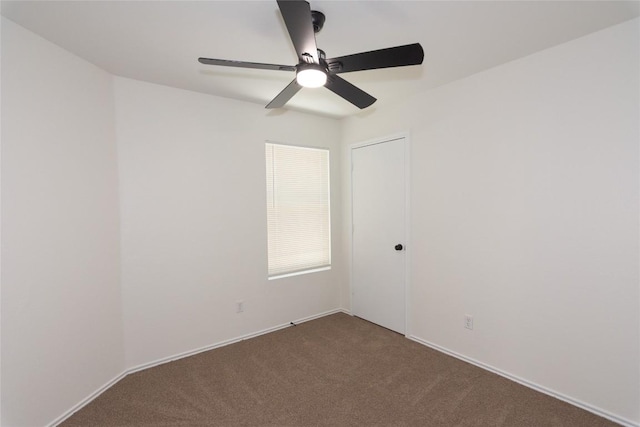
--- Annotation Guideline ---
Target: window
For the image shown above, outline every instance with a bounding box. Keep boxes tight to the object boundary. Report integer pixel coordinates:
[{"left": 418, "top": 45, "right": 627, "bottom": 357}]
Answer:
[{"left": 265, "top": 142, "right": 331, "bottom": 278}]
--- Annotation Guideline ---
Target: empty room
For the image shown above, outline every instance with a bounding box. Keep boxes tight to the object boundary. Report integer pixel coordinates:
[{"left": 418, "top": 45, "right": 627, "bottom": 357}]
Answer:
[{"left": 1, "top": 1, "right": 638, "bottom": 426}]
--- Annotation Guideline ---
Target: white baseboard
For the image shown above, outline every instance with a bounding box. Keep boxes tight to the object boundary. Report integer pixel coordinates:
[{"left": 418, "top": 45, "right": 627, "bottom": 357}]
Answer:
[
  {"left": 127, "top": 308, "right": 345, "bottom": 374},
  {"left": 52, "top": 310, "right": 632, "bottom": 427},
  {"left": 49, "top": 308, "right": 345, "bottom": 426},
  {"left": 408, "top": 335, "right": 638, "bottom": 427},
  {"left": 47, "top": 371, "right": 128, "bottom": 427}
]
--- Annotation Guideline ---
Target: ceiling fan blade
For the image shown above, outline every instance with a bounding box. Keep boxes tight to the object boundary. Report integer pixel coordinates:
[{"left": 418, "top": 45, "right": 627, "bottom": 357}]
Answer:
[
  {"left": 266, "top": 79, "right": 303, "bottom": 109},
  {"left": 198, "top": 58, "right": 296, "bottom": 72},
  {"left": 276, "top": 0, "right": 319, "bottom": 64},
  {"left": 325, "top": 75, "right": 376, "bottom": 109},
  {"left": 326, "top": 43, "right": 424, "bottom": 74}
]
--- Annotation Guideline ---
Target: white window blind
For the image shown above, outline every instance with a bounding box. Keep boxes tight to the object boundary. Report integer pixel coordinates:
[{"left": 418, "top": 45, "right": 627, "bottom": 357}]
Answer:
[{"left": 265, "top": 143, "right": 331, "bottom": 278}]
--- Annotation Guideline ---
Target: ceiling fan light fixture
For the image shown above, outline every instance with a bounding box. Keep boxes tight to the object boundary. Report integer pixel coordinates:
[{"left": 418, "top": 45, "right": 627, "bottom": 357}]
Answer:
[{"left": 296, "top": 63, "right": 327, "bottom": 88}]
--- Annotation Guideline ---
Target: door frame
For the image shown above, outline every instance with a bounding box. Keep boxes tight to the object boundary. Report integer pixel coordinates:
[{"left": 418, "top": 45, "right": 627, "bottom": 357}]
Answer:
[{"left": 349, "top": 131, "right": 411, "bottom": 337}]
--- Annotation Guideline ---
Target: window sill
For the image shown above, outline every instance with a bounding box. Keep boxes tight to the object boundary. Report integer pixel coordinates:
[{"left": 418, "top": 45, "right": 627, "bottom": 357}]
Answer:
[{"left": 268, "top": 266, "right": 331, "bottom": 281}]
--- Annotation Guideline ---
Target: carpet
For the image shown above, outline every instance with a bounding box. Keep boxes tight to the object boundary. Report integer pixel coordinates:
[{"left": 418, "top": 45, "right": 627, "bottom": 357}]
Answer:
[{"left": 61, "top": 313, "right": 618, "bottom": 426}]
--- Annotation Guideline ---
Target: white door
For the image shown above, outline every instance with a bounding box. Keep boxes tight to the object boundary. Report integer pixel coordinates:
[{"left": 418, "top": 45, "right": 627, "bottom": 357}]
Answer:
[{"left": 351, "top": 137, "right": 406, "bottom": 334}]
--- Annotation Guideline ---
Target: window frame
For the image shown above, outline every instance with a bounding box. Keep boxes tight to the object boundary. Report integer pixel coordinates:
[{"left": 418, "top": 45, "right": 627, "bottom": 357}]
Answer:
[{"left": 265, "top": 141, "right": 332, "bottom": 280}]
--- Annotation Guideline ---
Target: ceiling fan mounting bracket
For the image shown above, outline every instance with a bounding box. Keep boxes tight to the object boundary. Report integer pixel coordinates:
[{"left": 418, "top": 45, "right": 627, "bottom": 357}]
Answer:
[{"left": 311, "top": 10, "right": 325, "bottom": 33}]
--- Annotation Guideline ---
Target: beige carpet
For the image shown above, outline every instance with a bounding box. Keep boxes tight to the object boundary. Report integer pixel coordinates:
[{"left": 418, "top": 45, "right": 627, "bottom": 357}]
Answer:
[{"left": 62, "top": 313, "right": 617, "bottom": 426}]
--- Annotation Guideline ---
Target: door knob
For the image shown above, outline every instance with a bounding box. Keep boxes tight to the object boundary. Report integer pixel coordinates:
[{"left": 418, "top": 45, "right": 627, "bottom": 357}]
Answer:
[{"left": 395, "top": 244, "right": 403, "bottom": 251}]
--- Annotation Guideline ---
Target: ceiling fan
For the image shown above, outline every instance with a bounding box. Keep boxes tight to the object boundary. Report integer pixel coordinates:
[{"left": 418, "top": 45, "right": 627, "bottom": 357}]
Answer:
[{"left": 198, "top": 0, "right": 424, "bottom": 110}]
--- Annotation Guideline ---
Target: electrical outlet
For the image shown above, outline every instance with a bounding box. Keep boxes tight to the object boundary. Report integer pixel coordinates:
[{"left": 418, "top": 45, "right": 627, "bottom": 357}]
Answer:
[
  {"left": 236, "top": 300, "right": 244, "bottom": 313},
  {"left": 464, "top": 314, "right": 473, "bottom": 330}
]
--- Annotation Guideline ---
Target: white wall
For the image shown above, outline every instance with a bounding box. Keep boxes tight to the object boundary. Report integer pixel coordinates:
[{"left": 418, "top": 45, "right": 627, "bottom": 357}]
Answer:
[
  {"left": 341, "top": 18, "right": 639, "bottom": 424},
  {"left": 1, "top": 18, "right": 124, "bottom": 427},
  {"left": 113, "top": 77, "right": 343, "bottom": 368}
]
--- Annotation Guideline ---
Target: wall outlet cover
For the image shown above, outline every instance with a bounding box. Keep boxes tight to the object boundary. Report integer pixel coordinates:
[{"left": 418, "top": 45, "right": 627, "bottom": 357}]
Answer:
[{"left": 464, "top": 314, "right": 473, "bottom": 330}]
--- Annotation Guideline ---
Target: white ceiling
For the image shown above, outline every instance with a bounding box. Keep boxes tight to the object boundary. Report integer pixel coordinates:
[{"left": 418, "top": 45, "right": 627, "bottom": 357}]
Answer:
[{"left": 2, "top": 1, "right": 638, "bottom": 119}]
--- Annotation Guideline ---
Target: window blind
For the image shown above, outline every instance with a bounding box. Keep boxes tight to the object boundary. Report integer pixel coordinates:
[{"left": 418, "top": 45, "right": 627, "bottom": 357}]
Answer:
[{"left": 265, "top": 143, "right": 331, "bottom": 278}]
